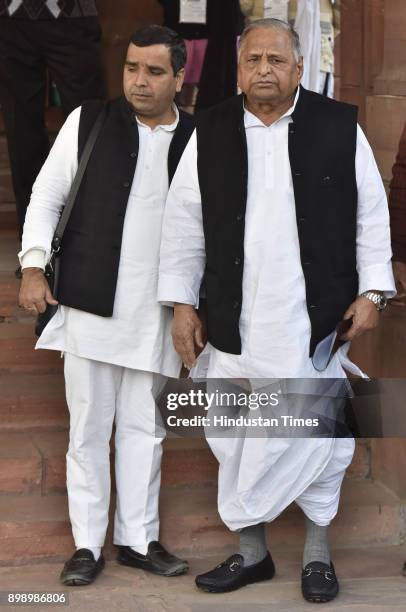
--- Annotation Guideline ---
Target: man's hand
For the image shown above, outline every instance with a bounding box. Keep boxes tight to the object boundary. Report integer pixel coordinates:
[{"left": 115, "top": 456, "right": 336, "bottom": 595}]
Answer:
[
  {"left": 18, "top": 268, "right": 58, "bottom": 315},
  {"left": 339, "top": 295, "right": 380, "bottom": 341},
  {"left": 172, "top": 303, "right": 206, "bottom": 370},
  {"left": 390, "top": 261, "right": 406, "bottom": 307}
]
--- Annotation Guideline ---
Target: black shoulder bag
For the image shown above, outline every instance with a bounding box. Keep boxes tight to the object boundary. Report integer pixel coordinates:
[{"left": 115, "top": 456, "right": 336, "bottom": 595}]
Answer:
[{"left": 35, "top": 105, "right": 107, "bottom": 337}]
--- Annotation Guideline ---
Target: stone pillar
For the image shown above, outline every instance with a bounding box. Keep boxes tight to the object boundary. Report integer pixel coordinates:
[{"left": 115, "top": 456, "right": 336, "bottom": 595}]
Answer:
[
  {"left": 366, "top": 0, "right": 406, "bottom": 501},
  {"left": 340, "top": 0, "right": 385, "bottom": 128},
  {"left": 366, "top": 0, "right": 406, "bottom": 186},
  {"left": 342, "top": 0, "right": 406, "bottom": 501}
]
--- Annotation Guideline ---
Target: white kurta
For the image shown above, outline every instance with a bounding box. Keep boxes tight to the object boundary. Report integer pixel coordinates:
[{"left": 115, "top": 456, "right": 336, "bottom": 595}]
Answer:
[
  {"left": 20, "top": 106, "right": 182, "bottom": 378},
  {"left": 158, "top": 90, "right": 396, "bottom": 529}
]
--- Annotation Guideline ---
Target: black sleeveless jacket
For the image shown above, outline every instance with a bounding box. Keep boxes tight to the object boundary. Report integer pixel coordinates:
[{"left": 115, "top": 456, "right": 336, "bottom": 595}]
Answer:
[
  {"left": 195, "top": 86, "right": 359, "bottom": 357},
  {"left": 56, "top": 96, "right": 195, "bottom": 316}
]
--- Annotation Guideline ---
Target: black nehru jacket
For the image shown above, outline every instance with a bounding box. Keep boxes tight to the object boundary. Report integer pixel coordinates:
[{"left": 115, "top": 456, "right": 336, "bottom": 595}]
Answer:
[
  {"left": 55, "top": 97, "right": 195, "bottom": 316},
  {"left": 0, "top": 0, "right": 98, "bottom": 19},
  {"left": 195, "top": 86, "right": 359, "bottom": 357}
]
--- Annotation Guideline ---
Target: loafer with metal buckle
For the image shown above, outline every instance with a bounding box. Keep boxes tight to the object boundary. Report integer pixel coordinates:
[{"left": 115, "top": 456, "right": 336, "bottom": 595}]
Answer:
[
  {"left": 60, "top": 549, "right": 105, "bottom": 586},
  {"left": 195, "top": 552, "right": 275, "bottom": 593},
  {"left": 117, "top": 542, "right": 189, "bottom": 576},
  {"left": 301, "top": 561, "right": 339, "bottom": 603}
]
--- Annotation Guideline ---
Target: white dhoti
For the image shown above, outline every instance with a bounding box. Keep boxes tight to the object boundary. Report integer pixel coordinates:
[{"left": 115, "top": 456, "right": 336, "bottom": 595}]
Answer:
[
  {"left": 207, "top": 423, "right": 355, "bottom": 530},
  {"left": 193, "top": 347, "right": 357, "bottom": 531},
  {"left": 212, "top": 437, "right": 355, "bottom": 530}
]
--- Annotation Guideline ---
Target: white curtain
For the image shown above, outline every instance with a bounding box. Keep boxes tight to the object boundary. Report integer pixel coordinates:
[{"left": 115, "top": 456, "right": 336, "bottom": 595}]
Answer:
[{"left": 294, "top": 0, "right": 321, "bottom": 92}]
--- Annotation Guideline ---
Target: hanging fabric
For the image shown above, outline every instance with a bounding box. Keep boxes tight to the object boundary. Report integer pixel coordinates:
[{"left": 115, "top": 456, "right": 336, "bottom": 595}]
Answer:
[
  {"left": 263, "top": 0, "right": 289, "bottom": 21},
  {"left": 179, "top": 0, "right": 207, "bottom": 24},
  {"left": 294, "top": 0, "right": 321, "bottom": 92}
]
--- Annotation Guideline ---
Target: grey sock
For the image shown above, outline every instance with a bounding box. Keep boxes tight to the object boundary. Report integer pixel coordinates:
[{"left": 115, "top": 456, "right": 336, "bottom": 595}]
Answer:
[
  {"left": 239, "top": 523, "right": 267, "bottom": 567},
  {"left": 303, "top": 516, "right": 330, "bottom": 568}
]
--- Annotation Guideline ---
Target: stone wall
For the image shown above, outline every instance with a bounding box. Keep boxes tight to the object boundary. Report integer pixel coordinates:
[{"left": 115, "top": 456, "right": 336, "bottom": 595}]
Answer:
[
  {"left": 98, "top": 0, "right": 163, "bottom": 97},
  {"left": 340, "top": 0, "right": 406, "bottom": 187},
  {"left": 342, "top": 0, "right": 406, "bottom": 501}
]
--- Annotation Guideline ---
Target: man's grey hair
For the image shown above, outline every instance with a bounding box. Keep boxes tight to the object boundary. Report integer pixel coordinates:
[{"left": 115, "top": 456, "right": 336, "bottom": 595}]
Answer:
[{"left": 238, "top": 18, "right": 302, "bottom": 62}]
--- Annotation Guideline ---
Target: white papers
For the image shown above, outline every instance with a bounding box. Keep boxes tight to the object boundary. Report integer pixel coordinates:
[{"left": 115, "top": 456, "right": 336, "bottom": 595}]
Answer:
[
  {"left": 7, "top": 0, "right": 23, "bottom": 15},
  {"left": 312, "top": 330, "right": 337, "bottom": 372},
  {"left": 264, "top": 0, "right": 289, "bottom": 21},
  {"left": 46, "top": 1, "right": 62, "bottom": 18},
  {"left": 179, "top": 0, "right": 207, "bottom": 24}
]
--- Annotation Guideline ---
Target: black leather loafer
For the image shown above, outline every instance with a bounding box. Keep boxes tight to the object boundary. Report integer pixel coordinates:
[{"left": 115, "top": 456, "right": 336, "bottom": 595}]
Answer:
[
  {"left": 117, "top": 542, "right": 189, "bottom": 576},
  {"left": 301, "top": 561, "right": 339, "bottom": 603},
  {"left": 195, "top": 552, "right": 275, "bottom": 593},
  {"left": 60, "top": 549, "right": 105, "bottom": 586}
]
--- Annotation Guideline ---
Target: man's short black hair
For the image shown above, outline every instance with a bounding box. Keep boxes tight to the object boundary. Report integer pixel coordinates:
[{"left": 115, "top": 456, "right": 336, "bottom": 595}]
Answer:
[{"left": 129, "top": 25, "right": 187, "bottom": 75}]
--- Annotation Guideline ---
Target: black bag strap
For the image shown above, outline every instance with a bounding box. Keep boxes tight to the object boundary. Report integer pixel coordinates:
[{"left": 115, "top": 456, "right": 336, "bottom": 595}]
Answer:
[{"left": 51, "top": 104, "right": 107, "bottom": 254}]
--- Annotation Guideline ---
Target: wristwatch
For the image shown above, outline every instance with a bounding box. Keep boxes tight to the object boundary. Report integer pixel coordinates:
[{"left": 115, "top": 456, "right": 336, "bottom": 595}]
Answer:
[{"left": 360, "top": 291, "right": 388, "bottom": 311}]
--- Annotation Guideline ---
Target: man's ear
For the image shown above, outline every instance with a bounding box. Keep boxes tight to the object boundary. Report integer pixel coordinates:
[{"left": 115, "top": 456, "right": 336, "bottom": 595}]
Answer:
[
  {"left": 297, "top": 56, "right": 304, "bottom": 82},
  {"left": 175, "top": 68, "right": 185, "bottom": 93}
]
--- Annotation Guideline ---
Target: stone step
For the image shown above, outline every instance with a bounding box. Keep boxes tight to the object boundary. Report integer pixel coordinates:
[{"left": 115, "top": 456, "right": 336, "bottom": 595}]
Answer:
[
  {"left": 0, "top": 204, "right": 16, "bottom": 231},
  {"left": 0, "top": 480, "right": 403, "bottom": 566},
  {"left": 0, "top": 272, "right": 20, "bottom": 319},
  {"left": 0, "top": 323, "right": 62, "bottom": 375},
  {"left": 0, "top": 424, "right": 370, "bottom": 495},
  {"left": 0, "top": 432, "right": 217, "bottom": 495},
  {"left": 0, "top": 373, "right": 68, "bottom": 433},
  {"left": 0, "top": 137, "right": 10, "bottom": 169},
  {"left": 0, "top": 168, "right": 14, "bottom": 204},
  {"left": 1, "top": 546, "right": 406, "bottom": 611},
  {"left": 0, "top": 231, "right": 19, "bottom": 274}
]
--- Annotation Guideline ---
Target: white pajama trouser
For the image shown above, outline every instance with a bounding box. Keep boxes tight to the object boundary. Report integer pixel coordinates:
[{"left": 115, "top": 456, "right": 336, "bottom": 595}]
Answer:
[{"left": 63, "top": 352, "right": 166, "bottom": 554}]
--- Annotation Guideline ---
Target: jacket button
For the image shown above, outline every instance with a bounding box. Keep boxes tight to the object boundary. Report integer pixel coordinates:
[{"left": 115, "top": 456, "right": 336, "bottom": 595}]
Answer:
[
  {"left": 299, "top": 217, "right": 306, "bottom": 222},
  {"left": 123, "top": 181, "right": 130, "bottom": 188},
  {"left": 303, "top": 261, "right": 311, "bottom": 266},
  {"left": 232, "top": 300, "right": 240, "bottom": 309},
  {"left": 293, "top": 171, "right": 302, "bottom": 177},
  {"left": 130, "top": 152, "right": 137, "bottom": 158},
  {"left": 236, "top": 213, "right": 243, "bottom": 222},
  {"left": 309, "top": 304, "right": 317, "bottom": 309},
  {"left": 234, "top": 257, "right": 241, "bottom": 265}
]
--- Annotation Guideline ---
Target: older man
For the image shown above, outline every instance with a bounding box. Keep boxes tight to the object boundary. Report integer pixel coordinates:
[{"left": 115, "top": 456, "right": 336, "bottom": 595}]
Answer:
[
  {"left": 19, "top": 25, "right": 193, "bottom": 586},
  {"left": 158, "top": 19, "right": 395, "bottom": 603}
]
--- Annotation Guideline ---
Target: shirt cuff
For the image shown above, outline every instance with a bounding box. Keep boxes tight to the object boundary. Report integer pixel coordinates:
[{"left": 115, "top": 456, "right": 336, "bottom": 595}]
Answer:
[
  {"left": 19, "top": 248, "right": 47, "bottom": 271},
  {"left": 358, "top": 263, "right": 397, "bottom": 299},
  {"left": 157, "top": 274, "right": 200, "bottom": 309}
]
